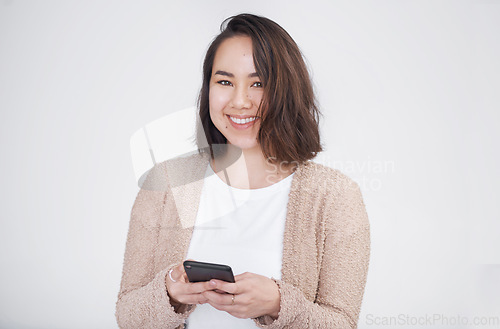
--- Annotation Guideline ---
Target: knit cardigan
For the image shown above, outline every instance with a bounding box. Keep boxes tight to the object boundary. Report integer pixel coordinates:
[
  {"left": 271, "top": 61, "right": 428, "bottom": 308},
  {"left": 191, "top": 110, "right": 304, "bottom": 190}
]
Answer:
[{"left": 116, "top": 152, "right": 370, "bottom": 329}]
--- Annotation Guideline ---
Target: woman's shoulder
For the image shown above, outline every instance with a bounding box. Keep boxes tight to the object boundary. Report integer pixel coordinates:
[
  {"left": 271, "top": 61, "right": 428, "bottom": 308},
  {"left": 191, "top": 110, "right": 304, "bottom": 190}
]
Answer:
[
  {"left": 140, "top": 152, "right": 209, "bottom": 191},
  {"left": 295, "top": 160, "right": 360, "bottom": 196},
  {"left": 295, "top": 160, "right": 369, "bottom": 231}
]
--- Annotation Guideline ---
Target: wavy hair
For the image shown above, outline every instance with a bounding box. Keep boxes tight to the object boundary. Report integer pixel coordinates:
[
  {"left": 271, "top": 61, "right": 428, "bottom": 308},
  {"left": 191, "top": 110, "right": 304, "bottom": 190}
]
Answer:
[{"left": 197, "top": 13, "right": 322, "bottom": 164}]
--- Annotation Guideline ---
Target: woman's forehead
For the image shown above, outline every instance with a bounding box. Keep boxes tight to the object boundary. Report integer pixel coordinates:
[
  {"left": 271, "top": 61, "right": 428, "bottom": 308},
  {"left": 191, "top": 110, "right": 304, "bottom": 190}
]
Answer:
[{"left": 212, "top": 36, "right": 257, "bottom": 76}]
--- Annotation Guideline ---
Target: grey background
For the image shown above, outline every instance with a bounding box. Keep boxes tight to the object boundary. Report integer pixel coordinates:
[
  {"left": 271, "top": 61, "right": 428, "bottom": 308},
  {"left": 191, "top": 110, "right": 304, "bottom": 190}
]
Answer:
[{"left": 0, "top": 1, "right": 499, "bottom": 328}]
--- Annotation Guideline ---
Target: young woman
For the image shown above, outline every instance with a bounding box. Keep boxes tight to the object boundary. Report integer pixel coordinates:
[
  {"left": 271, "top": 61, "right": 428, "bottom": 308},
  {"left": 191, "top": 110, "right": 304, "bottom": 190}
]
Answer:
[{"left": 116, "top": 14, "right": 370, "bottom": 329}]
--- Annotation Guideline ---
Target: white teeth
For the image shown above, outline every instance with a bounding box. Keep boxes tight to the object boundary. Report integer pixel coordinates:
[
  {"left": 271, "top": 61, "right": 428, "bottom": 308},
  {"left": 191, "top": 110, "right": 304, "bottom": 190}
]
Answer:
[{"left": 229, "top": 116, "right": 257, "bottom": 124}]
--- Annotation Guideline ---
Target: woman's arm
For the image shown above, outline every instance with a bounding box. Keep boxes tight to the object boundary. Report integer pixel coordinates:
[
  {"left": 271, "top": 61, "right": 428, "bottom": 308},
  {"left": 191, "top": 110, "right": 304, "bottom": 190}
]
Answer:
[
  {"left": 253, "top": 181, "right": 370, "bottom": 329},
  {"left": 115, "top": 185, "right": 196, "bottom": 329}
]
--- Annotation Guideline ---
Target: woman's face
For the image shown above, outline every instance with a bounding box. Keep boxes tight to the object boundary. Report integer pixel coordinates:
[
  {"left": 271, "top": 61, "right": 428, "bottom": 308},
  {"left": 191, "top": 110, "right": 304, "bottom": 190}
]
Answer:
[{"left": 209, "top": 35, "right": 263, "bottom": 152}]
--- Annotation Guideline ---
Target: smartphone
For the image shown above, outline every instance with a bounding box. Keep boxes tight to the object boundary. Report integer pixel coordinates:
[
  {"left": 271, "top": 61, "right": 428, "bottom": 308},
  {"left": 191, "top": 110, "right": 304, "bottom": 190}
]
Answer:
[{"left": 183, "top": 260, "right": 235, "bottom": 283}]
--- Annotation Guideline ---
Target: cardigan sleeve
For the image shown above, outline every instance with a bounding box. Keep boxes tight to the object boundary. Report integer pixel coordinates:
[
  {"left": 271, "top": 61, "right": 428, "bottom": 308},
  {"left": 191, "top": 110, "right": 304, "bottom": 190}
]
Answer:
[
  {"left": 252, "top": 181, "right": 370, "bottom": 329},
  {"left": 115, "top": 185, "right": 196, "bottom": 329}
]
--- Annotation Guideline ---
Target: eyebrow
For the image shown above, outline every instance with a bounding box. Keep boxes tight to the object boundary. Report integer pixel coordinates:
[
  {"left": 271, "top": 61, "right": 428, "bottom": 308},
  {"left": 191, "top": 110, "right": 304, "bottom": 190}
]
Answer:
[{"left": 214, "top": 70, "right": 259, "bottom": 78}]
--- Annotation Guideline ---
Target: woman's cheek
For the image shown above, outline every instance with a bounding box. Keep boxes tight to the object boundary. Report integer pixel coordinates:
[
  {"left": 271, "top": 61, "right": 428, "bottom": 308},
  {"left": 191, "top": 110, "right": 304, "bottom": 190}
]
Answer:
[
  {"left": 248, "top": 89, "right": 263, "bottom": 107},
  {"left": 210, "top": 88, "right": 232, "bottom": 110}
]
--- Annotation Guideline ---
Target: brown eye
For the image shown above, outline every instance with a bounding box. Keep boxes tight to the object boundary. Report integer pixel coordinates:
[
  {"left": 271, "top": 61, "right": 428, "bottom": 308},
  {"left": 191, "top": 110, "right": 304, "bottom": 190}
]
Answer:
[
  {"left": 252, "top": 82, "right": 263, "bottom": 87},
  {"left": 218, "top": 80, "right": 232, "bottom": 86}
]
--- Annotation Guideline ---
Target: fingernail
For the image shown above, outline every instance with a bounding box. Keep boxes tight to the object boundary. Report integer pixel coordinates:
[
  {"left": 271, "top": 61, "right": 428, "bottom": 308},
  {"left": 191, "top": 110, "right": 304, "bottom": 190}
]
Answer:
[{"left": 210, "top": 280, "right": 216, "bottom": 286}]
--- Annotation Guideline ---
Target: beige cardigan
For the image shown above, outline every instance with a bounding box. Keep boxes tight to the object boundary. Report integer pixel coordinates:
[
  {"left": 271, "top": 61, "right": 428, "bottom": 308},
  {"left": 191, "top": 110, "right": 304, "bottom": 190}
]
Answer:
[{"left": 116, "top": 152, "right": 370, "bottom": 328}]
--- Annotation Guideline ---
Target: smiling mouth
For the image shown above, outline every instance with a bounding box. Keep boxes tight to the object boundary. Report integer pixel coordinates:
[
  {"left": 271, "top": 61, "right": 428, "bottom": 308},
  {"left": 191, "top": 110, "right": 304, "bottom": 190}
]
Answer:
[{"left": 228, "top": 115, "right": 258, "bottom": 124}]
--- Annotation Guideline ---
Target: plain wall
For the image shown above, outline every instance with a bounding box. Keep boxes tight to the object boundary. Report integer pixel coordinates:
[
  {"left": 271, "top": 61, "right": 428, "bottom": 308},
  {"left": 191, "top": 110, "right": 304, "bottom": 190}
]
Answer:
[{"left": 0, "top": 1, "right": 498, "bottom": 328}]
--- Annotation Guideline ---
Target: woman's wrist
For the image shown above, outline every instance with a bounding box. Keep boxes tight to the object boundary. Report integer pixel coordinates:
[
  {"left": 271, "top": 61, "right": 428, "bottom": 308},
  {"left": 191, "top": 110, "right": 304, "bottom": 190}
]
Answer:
[
  {"left": 168, "top": 290, "right": 189, "bottom": 313},
  {"left": 268, "top": 278, "right": 281, "bottom": 320},
  {"left": 165, "top": 271, "right": 186, "bottom": 313},
  {"left": 269, "top": 310, "right": 279, "bottom": 320}
]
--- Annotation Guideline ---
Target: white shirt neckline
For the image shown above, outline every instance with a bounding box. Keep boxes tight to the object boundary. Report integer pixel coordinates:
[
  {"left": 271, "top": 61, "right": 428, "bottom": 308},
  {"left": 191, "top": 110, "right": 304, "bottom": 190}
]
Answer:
[{"left": 206, "top": 163, "right": 295, "bottom": 200}]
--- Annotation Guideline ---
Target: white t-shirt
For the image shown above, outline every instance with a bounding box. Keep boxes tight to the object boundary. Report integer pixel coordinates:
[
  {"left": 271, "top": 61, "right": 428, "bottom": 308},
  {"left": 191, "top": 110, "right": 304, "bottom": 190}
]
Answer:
[{"left": 185, "top": 164, "right": 294, "bottom": 328}]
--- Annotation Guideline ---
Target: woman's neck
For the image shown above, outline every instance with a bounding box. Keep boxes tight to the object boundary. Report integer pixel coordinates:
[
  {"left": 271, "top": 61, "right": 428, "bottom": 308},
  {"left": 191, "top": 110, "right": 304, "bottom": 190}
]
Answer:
[{"left": 211, "top": 145, "right": 295, "bottom": 189}]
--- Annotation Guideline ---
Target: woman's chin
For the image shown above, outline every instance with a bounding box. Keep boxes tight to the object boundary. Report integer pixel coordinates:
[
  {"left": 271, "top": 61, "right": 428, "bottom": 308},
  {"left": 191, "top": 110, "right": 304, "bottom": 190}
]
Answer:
[{"left": 227, "top": 140, "right": 260, "bottom": 152}]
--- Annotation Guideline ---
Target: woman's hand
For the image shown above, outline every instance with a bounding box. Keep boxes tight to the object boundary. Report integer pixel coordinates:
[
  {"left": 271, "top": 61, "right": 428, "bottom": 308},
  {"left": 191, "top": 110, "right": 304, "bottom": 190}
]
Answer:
[
  {"left": 165, "top": 261, "right": 213, "bottom": 311},
  {"left": 201, "top": 272, "right": 281, "bottom": 320}
]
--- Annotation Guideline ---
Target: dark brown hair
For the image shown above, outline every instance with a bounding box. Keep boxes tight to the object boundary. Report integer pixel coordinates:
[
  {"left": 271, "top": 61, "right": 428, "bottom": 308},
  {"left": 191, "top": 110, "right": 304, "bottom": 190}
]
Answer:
[{"left": 197, "top": 13, "right": 322, "bottom": 164}]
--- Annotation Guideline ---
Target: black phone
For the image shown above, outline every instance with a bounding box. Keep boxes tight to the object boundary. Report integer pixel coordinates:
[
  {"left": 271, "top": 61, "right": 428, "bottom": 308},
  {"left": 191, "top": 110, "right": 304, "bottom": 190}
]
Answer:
[{"left": 183, "top": 260, "right": 235, "bottom": 283}]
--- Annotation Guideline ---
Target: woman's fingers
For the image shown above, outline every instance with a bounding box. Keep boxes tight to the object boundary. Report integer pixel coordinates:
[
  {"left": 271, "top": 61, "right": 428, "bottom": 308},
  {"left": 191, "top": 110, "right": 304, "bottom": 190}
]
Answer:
[
  {"left": 169, "top": 267, "right": 280, "bottom": 317},
  {"left": 171, "top": 282, "right": 211, "bottom": 296},
  {"left": 203, "top": 290, "right": 235, "bottom": 305},
  {"left": 170, "top": 284, "right": 211, "bottom": 305},
  {"left": 183, "top": 281, "right": 215, "bottom": 294},
  {"left": 234, "top": 272, "right": 252, "bottom": 280},
  {"left": 166, "top": 260, "right": 221, "bottom": 306},
  {"left": 172, "top": 264, "right": 187, "bottom": 282},
  {"left": 207, "top": 279, "right": 239, "bottom": 294},
  {"left": 175, "top": 292, "right": 209, "bottom": 305},
  {"left": 202, "top": 272, "right": 281, "bottom": 319}
]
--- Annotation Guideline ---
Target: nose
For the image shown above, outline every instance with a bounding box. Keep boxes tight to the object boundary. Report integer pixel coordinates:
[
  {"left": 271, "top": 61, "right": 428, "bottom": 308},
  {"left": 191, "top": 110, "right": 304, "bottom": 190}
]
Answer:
[{"left": 230, "top": 86, "right": 252, "bottom": 109}]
